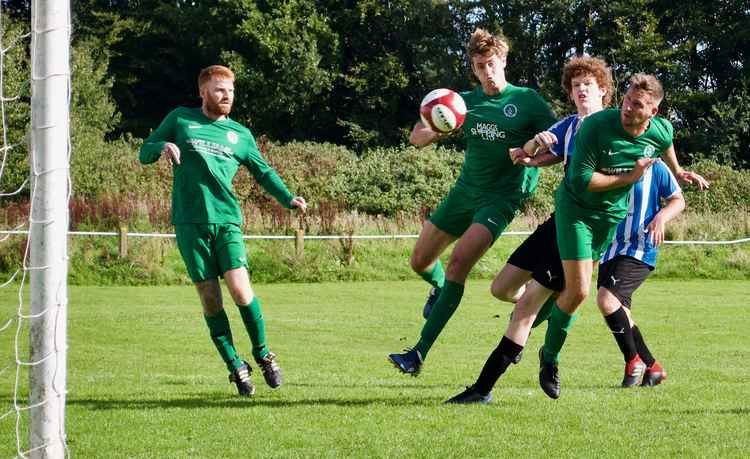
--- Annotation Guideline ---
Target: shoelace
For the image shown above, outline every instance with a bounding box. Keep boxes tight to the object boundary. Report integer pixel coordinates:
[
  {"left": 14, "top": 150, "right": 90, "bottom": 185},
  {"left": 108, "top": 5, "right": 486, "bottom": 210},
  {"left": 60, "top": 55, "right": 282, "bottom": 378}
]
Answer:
[{"left": 232, "top": 366, "right": 251, "bottom": 383}]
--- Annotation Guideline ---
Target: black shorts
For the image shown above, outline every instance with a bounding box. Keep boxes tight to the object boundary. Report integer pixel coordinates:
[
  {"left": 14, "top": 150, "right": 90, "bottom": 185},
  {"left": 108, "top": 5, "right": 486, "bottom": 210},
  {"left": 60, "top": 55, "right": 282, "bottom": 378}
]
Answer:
[
  {"left": 597, "top": 255, "right": 653, "bottom": 308},
  {"left": 507, "top": 214, "right": 564, "bottom": 292}
]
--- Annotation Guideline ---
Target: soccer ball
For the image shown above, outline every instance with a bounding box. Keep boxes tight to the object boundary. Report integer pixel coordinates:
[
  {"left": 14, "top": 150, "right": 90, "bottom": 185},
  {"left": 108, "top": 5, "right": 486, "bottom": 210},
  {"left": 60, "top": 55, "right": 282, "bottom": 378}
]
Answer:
[{"left": 419, "top": 88, "right": 467, "bottom": 133}]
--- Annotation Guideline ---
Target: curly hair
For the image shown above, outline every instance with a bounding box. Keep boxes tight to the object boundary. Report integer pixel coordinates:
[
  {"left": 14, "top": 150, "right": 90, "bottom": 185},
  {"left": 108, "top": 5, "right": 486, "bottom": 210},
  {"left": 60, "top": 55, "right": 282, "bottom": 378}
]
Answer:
[
  {"left": 561, "top": 56, "right": 614, "bottom": 107},
  {"left": 466, "top": 28, "right": 509, "bottom": 59},
  {"left": 198, "top": 65, "right": 235, "bottom": 89}
]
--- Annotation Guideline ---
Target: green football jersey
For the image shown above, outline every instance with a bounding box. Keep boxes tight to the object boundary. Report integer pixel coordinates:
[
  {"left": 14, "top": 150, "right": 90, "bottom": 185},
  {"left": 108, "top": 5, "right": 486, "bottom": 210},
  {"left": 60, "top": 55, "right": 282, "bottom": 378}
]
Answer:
[
  {"left": 558, "top": 108, "right": 674, "bottom": 222},
  {"left": 139, "top": 107, "right": 294, "bottom": 225},
  {"left": 459, "top": 84, "right": 556, "bottom": 196}
]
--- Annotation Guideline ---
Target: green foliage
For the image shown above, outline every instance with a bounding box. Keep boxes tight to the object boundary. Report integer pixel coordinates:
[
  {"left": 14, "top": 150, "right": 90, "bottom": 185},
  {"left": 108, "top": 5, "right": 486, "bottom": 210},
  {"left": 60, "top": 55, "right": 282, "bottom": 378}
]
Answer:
[
  {"left": 67, "top": 236, "right": 188, "bottom": 285},
  {"left": 68, "top": 38, "right": 149, "bottom": 199},
  {"left": 680, "top": 160, "right": 750, "bottom": 213},
  {"left": 343, "top": 145, "right": 462, "bottom": 216},
  {"left": 222, "top": 0, "right": 338, "bottom": 138},
  {"left": 523, "top": 162, "right": 563, "bottom": 219},
  {"left": 230, "top": 141, "right": 463, "bottom": 218},
  {"left": 326, "top": 0, "right": 463, "bottom": 149},
  {"left": 239, "top": 140, "right": 358, "bottom": 207},
  {"left": 60, "top": 2, "right": 750, "bottom": 165},
  {"left": 693, "top": 84, "right": 750, "bottom": 167},
  {"left": 0, "top": 14, "right": 30, "bottom": 197}
]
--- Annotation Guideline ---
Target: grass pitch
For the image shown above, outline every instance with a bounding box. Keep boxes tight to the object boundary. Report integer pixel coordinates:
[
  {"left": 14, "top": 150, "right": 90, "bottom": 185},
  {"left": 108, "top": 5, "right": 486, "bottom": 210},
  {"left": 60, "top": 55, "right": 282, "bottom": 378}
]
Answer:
[{"left": 1, "top": 280, "right": 748, "bottom": 457}]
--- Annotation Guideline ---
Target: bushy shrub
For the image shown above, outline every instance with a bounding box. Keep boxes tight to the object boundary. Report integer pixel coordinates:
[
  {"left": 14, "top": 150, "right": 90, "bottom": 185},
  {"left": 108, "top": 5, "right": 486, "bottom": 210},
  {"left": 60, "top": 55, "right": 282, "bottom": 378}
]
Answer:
[
  {"left": 14, "top": 139, "right": 750, "bottom": 235},
  {"left": 681, "top": 160, "right": 750, "bottom": 214},
  {"left": 523, "top": 163, "right": 563, "bottom": 221},
  {"left": 343, "top": 145, "right": 462, "bottom": 216},
  {"left": 232, "top": 141, "right": 463, "bottom": 218},
  {"left": 251, "top": 140, "right": 357, "bottom": 206}
]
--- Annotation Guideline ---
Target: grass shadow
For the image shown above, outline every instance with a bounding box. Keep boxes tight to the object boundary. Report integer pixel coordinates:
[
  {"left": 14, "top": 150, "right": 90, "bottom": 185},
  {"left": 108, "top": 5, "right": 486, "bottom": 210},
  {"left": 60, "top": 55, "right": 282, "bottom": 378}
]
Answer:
[
  {"left": 660, "top": 407, "right": 750, "bottom": 416},
  {"left": 285, "top": 381, "right": 458, "bottom": 389},
  {"left": 67, "top": 395, "right": 448, "bottom": 410}
]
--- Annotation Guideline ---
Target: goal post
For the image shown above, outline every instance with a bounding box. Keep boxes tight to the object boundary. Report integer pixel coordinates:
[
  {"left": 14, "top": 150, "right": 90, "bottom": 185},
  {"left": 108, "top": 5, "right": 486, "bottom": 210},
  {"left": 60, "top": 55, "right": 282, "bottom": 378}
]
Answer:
[{"left": 27, "top": 0, "right": 70, "bottom": 457}]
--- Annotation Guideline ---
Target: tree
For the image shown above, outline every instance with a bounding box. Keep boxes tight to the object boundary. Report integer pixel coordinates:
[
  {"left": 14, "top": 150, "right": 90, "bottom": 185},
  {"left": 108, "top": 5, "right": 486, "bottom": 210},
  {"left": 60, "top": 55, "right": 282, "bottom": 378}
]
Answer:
[{"left": 0, "top": 13, "right": 30, "bottom": 198}]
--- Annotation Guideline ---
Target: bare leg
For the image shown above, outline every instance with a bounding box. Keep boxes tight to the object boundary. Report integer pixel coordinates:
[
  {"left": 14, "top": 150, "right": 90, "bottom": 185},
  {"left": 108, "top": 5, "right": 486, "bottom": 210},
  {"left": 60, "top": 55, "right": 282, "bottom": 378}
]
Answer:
[
  {"left": 443, "top": 223, "right": 494, "bottom": 283},
  {"left": 556, "top": 259, "right": 593, "bottom": 314},
  {"left": 505, "top": 281, "right": 554, "bottom": 345},
  {"left": 409, "top": 220, "right": 456, "bottom": 273},
  {"left": 224, "top": 267, "right": 254, "bottom": 306},
  {"left": 491, "top": 264, "right": 533, "bottom": 303},
  {"left": 195, "top": 278, "right": 223, "bottom": 315}
]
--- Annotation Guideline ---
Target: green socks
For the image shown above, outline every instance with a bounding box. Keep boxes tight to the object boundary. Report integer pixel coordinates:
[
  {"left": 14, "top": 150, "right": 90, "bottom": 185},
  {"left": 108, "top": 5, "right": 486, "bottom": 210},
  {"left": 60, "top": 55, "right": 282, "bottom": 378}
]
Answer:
[
  {"left": 204, "top": 309, "right": 243, "bottom": 372},
  {"left": 542, "top": 304, "right": 577, "bottom": 364},
  {"left": 418, "top": 260, "right": 445, "bottom": 289},
  {"left": 531, "top": 296, "right": 556, "bottom": 328},
  {"left": 204, "top": 298, "right": 271, "bottom": 370},
  {"left": 237, "top": 297, "right": 269, "bottom": 362},
  {"left": 414, "top": 280, "right": 464, "bottom": 358}
]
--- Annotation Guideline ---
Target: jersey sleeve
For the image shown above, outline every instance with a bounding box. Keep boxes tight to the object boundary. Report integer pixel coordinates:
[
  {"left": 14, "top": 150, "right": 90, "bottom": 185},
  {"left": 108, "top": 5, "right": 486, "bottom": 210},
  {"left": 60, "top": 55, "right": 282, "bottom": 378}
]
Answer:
[
  {"left": 240, "top": 133, "right": 295, "bottom": 209},
  {"left": 547, "top": 116, "right": 571, "bottom": 157},
  {"left": 654, "top": 160, "right": 681, "bottom": 199},
  {"left": 139, "top": 109, "right": 178, "bottom": 164},
  {"left": 529, "top": 90, "right": 557, "bottom": 133},
  {"left": 658, "top": 118, "right": 675, "bottom": 152},
  {"left": 568, "top": 116, "right": 598, "bottom": 192}
]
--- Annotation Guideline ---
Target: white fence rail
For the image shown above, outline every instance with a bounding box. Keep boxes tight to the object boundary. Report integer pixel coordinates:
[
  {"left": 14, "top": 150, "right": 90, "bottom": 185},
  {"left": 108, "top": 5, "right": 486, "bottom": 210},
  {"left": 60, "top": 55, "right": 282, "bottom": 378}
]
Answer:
[{"left": 1, "top": 229, "right": 749, "bottom": 244}]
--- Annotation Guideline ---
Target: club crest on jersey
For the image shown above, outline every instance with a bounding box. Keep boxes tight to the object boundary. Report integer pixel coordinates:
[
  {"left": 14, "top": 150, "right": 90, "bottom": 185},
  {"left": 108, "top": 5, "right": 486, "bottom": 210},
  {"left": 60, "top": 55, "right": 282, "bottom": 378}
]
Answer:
[
  {"left": 643, "top": 145, "right": 655, "bottom": 158},
  {"left": 227, "top": 131, "right": 239, "bottom": 144},
  {"left": 503, "top": 104, "right": 518, "bottom": 118}
]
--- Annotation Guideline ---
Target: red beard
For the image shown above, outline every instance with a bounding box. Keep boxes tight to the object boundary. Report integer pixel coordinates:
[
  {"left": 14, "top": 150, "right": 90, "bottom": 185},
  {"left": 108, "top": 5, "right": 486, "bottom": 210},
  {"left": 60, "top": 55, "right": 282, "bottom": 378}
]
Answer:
[{"left": 205, "top": 99, "right": 232, "bottom": 117}]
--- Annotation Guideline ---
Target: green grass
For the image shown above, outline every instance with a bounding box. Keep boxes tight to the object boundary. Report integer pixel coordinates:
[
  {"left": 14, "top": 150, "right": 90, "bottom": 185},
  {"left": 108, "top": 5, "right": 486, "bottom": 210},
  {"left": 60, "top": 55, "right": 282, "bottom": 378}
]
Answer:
[
  {"left": 1, "top": 280, "right": 749, "bottom": 457},
  {"left": 3, "top": 232, "right": 749, "bottom": 285}
]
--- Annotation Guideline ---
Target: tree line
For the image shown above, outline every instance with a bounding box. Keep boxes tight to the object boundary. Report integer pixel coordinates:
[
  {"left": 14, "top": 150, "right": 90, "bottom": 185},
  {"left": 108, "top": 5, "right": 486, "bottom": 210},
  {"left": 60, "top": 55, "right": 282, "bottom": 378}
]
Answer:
[{"left": 1, "top": 0, "right": 749, "bottom": 169}]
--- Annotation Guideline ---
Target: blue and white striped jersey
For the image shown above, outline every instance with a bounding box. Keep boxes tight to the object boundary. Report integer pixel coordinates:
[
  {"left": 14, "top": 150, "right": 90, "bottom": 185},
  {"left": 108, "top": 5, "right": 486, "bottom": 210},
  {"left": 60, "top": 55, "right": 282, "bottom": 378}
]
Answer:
[
  {"left": 547, "top": 114, "right": 582, "bottom": 167},
  {"left": 600, "top": 160, "right": 681, "bottom": 267}
]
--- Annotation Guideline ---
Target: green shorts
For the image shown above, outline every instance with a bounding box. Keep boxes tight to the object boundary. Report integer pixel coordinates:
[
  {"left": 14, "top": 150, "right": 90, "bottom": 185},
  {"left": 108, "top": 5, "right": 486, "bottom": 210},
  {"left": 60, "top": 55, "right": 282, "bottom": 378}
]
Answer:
[
  {"left": 429, "top": 184, "right": 525, "bottom": 241},
  {"left": 554, "top": 197, "right": 619, "bottom": 261},
  {"left": 175, "top": 223, "right": 249, "bottom": 283}
]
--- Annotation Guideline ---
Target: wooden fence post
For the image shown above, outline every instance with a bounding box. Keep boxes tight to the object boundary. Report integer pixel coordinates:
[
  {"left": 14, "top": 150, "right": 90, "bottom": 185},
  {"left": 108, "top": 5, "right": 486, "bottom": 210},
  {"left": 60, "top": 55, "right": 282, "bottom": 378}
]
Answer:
[
  {"left": 295, "top": 228, "right": 305, "bottom": 258},
  {"left": 118, "top": 224, "right": 128, "bottom": 258}
]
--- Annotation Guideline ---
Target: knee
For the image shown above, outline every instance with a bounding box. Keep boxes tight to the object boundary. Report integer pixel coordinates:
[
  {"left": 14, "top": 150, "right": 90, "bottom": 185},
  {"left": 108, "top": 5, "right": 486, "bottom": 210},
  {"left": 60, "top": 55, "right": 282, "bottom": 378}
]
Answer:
[
  {"left": 195, "top": 281, "right": 223, "bottom": 315},
  {"left": 233, "top": 291, "right": 254, "bottom": 307},
  {"left": 200, "top": 294, "right": 223, "bottom": 316},
  {"left": 596, "top": 288, "right": 619, "bottom": 315},
  {"left": 557, "top": 285, "right": 588, "bottom": 311},
  {"left": 228, "top": 285, "right": 254, "bottom": 306},
  {"left": 445, "top": 254, "right": 470, "bottom": 280},
  {"left": 491, "top": 280, "right": 522, "bottom": 303},
  {"left": 510, "top": 299, "right": 536, "bottom": 327},
  {"left": 409, "top": 252, "right": 428, "bottom": 273},
  {"left": 567, "top": 288, "right": 589, "bottom": 308}
]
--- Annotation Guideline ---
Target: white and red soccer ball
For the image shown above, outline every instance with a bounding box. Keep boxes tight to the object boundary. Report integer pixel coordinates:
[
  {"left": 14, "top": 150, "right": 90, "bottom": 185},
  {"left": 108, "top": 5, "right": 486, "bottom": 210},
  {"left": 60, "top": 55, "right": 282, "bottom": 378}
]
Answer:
[{"left": 419, "top": 88, "right": 467, "bottom": 133}]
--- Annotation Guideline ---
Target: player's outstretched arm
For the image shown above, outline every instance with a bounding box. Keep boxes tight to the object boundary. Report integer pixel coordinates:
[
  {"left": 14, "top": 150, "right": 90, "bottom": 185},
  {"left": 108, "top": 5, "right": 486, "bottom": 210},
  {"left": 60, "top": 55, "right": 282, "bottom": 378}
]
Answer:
[
  {"left": 646, "top": 192, "right": 685, "bottom": 246},
  {"left": 676, "top": 170, "right": 709, "bottom": 190},
  {"left": 289, "top": 196, "right": 307, "bottom": 213},
  {"left": 527, "top": 151, "right": 563, "bottom": 167},
  {"left": 510, "top": 148, "right": 562, "bottom": 168},
  {"left": 139, "top": 109, "right": 178, "bottom": 165},
  {"left": 510, "top": 131, "right": 562, "bottom": 167},
  {"left": 587, "top": 157, "right": 655, "bottom": 192},
  {"left": 409, "top": 121, "right": 445, "bottom": 148},
  {"left": 661, "top": 146, "right": 710, "bottom": 190},
  {"left": 530, "top": 130, "right": 558, "bottom": 154}
]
